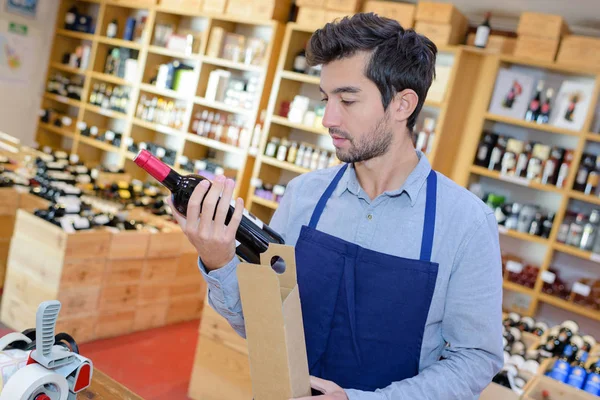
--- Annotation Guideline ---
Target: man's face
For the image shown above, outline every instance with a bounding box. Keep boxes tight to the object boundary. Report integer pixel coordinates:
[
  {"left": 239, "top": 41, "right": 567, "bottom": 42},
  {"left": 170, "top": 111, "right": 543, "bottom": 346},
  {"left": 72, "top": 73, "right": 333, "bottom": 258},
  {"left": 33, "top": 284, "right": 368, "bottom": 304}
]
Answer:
[{"left": 319, "top": 51, "right": 393, "bottom": 163}]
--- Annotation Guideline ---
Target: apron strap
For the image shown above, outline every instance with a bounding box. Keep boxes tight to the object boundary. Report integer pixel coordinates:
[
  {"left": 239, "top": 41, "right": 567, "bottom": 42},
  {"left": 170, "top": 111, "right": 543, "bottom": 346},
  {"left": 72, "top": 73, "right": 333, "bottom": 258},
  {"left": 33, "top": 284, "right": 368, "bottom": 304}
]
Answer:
[
  {"left": 419, "top": 170, "right": 437, "bottom": 262},
  {"left": 309, "top": 164, "right": 349, "bottom": 229}
]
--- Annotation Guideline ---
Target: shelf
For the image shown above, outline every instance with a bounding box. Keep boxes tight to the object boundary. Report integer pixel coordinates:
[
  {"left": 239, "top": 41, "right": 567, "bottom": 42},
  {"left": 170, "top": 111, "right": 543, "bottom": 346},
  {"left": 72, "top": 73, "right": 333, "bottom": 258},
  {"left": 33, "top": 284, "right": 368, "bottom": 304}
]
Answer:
[
  {"left": 105, "top": 0, "right": 154, "bottom": 9},
  {"left": 470, "top": 165, "right": 563, "bottom": 193},
  {"left": 503, "top": 281, "right": 535, "bottom": 296},
  {"left": 55, "top": 29, "right": 94, "bottom": 41},
  {"left": 270, "top": 115, "right": 328, "bottom": 135},
  {"left": 147, "top": 45, "right": 201, "bottom": 60},
  {"left": 50, "top": 62, "right": 87, "bottom": 75},
  {"left": 261, "top": 155, "right": 310, "bottom": 174},
  {"left": 139, "top": 83, "right": 191, "bottom": 100},
  {"left": 553, "top": 242, "right": 600, "bottom": 263},
  {"left": 132, "top": 118, "right": 183, "bottom": 137},
  {"left": 88, "top": 71, "right": 133, "bottom": 86},
  {"left": 498, "top": 54, "right": 599, "bottom": 77},
  {"left": 154, "top": 4, "right": 204, "bottom": 17},
  {"left": 201, "top": 56, "right": 263, "bottom": 73},
  {"left": 97, "top": 36, "right": 141, "bottom": 50},
  {"left": 424, "top": 99, "right": 444, "bottom": 108},
  {"left": 279, "top": 70, "right": 320, "bottom": 85},
  {"left": 126, "top": 151, "right": 136, "bottom": 161},
  {"left": 43, "top": 92, "right": 82, "bottom": 108},
  {"left": 194, "top": 97, "right": 253, "bottom": 117},
  {"left": 497, "top": 225, "right": 549, "bottom": 245},
  {"left": 185, "top": 133, "right": 244, "bottom": 155},
  {"left": 78, "top": 135, "right": 120, "bottom": 153},
  {"left": 38, "top": 123, "right": 75, "bottom": 138},
  {"left": 485, "top": 113, "right": 582, "bottom": 136},
  {"left": 568, "top": 190, "right": 600, "bottom": 206},
  {"left": 538, "top": 293, "right": 600, "bottom": 322},
  {"left": 251, "top": 195, "right": 279, "bottom": 210},
  {"left": 586, "top": 133, "right": 600, "bottom": 143},
  {"left": 85, "top": 104, "right": 128, "bottom": 119}
]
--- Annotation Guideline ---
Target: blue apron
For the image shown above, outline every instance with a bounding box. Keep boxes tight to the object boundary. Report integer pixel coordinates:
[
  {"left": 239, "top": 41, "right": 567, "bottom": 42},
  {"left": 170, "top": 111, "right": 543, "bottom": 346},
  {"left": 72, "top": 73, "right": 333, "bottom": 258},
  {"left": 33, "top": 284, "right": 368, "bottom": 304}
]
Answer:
[{"left": 296, "top": 164, "right": 439, "bottom": 391}]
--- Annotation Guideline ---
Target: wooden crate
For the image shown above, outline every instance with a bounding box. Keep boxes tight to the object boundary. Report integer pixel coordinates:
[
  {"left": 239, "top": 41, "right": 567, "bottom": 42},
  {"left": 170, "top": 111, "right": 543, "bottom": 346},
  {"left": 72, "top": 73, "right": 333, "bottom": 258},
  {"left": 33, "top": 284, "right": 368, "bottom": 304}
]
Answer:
[
  {"left": 481, "top": 382, "right": 519, "bottom": 400},
  {"left": 96, "top": 309, "right": 136, "bottom": 340},
  {"left": 523, "top": 375, "right": 598, "bottom": 400},
  {"left": 296, "top": 7, "right": 327, "bottom": 29},
  {"left": 557, "top": 35, "right": 600, "bottom": 67},
  {"left": 202, "top": 0, "right": 227, "bottom": 13},
  {"left": 296, "top": 0, "right": 321, "bottom": 6},
  {"left": 158, "top": 0, "right": 203, "bottom": 10},
  {"left": 363, "top": 1, "right": 415, "bottom": 28},
  {"left": 517, "top": 12, "right": 570, "bottom": 41},
  {"left": 325, "top": 0, "right": 362, "bottom": 12},
  {"left": 225, "top": 0, "right": 292, "bottom": 22},
  {"left": 514, "top": 35, "right": 560, "bottom": 62},
  {"left": 466, "top": 33, "right": 516, "bottom": 55},
  {"left": 415, "top": 2, "right": 466, "bottom": 26},
  {"left": 415, "top": 20, "right": 468, "bottom": 46}
]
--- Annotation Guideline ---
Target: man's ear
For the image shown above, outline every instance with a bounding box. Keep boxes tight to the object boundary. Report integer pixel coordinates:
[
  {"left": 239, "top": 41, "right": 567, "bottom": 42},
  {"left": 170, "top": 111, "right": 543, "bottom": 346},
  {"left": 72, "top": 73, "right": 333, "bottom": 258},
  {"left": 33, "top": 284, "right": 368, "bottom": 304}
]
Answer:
[{"left": 390, "top": 89, "right": 419, "bottom": 124}]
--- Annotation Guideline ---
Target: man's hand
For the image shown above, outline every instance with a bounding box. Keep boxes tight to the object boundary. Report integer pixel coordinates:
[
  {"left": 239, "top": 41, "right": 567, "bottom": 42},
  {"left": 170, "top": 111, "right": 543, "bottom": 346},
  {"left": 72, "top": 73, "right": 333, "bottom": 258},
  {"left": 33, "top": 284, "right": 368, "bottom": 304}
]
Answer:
[
  {"left": 168, "top": 175, "right": 244, "bottom": 271},
  {"left": 291, "top": 376, "right": 349, "bottom": 400}
]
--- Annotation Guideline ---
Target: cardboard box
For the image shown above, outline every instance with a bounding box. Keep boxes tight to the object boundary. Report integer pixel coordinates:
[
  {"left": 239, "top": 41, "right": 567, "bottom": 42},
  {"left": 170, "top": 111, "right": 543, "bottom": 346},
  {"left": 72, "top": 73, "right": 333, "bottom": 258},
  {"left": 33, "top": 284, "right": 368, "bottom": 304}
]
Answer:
[
  {"left": 297, "top": 7, "right": 327, "bottom": 29},
  {"left": 480, "top": 382, "right": 519, "bottom": 400},
  {"left": 226, "top": 0, "right": 292, "bottom": 22},
  {"left": 237, "top": 244, "right": 311, "bottom": 399},
  {"left": 325, "top": 0, "right": 362, "bottom": 12},
  {"left": 158, "top": 0, "right": 202, "bottom": 9},
  {"left": 557, "top": 35, "right": 600, "bottom": 66},
  {"left": 517, "top": 12, "right": 570, "bottom": 41},
  {"left": 326, "top": 10, "right": 352, "bottom": 23},
  {"left": 466, "top": 33, "right": 516, "bottom": 54},
  {"left": 514, "top": 35, "right": 560, "bottom": 62},
  {"left": 416, "top": 2, "right": 466, "bottom": 26},
  {"left": 363, "top": 1, "right": 416, "bottom": 28},
  {"left": 522, "top": 375, "right": 598, "bottom": 400},
  {"left": 415, "top": 20, "right": 468, "bottom": 46},
  {"left": 202, "top": 0, "right": 227, "bottom": 13}
]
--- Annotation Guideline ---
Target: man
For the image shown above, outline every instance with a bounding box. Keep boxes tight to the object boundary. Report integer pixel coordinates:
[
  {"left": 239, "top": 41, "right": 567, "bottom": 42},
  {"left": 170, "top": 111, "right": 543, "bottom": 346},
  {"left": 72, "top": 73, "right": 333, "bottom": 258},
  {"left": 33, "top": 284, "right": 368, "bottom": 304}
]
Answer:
[{"left": 170, "top": 13, "right": 503, "bottom": 400}]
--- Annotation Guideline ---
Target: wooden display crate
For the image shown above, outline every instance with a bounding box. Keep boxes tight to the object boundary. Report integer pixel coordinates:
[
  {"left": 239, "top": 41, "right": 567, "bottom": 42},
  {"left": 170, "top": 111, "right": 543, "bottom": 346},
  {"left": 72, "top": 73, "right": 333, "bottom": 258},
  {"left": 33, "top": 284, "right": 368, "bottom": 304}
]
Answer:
[
  {"left": 202, "top": 0, "right": 227, "bottom": 13},
  {"left": 297, "top": 7, "right": 353, "bottom": 29},
  {"left": 325, "top": 0, "right": 362, "bottom": 12},
  {"left": 363, "top": 1, "right": 416, "bottom": 28},
  {"left": 415, "top": 2, "right": 466, "bottom": 26},
  {"left": 523, "top": 375, "right": 598, "bottom": 400},
  {"left": 514, "top": 36, "right": 560, "bottom": 62},
  {"left": 466, "top": 33, "right": 516, "bottom": 55},
  {"left": 415, "top": 20, "right": 468, "bottom": 46},
  {"left": 557, "top": 35, "right": 600, "bottom": 67},
  {"left": 225, "top": 0, "right": 292, "bottom": 22},
  {"left": 517, "top": 12, "right": 570, "bottom": 41},
  {"left": 0, "top": 209, "right": 206, "bottom": 343},
  {"left": 158, "top": 0, "right": 203, "bottom": 10}
]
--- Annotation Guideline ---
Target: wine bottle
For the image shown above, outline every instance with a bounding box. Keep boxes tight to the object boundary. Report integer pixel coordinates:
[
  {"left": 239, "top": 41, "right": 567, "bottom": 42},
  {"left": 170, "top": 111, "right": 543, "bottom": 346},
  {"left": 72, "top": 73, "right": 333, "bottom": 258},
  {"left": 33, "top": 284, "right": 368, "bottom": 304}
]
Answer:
[
  {"left": 583, "top": 362, "right": 600, "bottom": 395},
  {"left": 537, "top": 88, "right": 554, "bottom": 125},
  {"left": 474, "top": 12, "right": 491, "bottom": 48},
  {"left": 525, "top": 80, "right": 544, "bottom": 122},
  {"left": 134, "top": 149, "right": 284, "bottom": 264},
  {"left": 549, "top": 344, "right": 574, "bottom": 382},
  {"left": 566, "top": 350, "right": 588, "bottom": 389}
]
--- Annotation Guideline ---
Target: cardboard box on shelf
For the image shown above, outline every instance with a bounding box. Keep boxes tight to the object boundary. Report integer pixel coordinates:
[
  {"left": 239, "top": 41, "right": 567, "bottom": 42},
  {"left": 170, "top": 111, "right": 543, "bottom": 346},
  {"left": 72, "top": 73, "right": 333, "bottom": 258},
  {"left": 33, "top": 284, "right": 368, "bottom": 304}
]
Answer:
[
  {"left": 557, "top": 35, "right": 600, "bottom": 67},
  {"left": 415, "top": 19, "right": 468, "bottom": 46},
  {"left": 466, "top": 33, "right": 516, "bottom": 55},
  {"left": 522, "top": 375, "right": 598, "bottom": 400},
  {"left": 297, "top": 7, "right": 327, "bottom": 29},
  {"left": 237, "top": 244, "right": 311, "bottom": 399},
  {"left": 326, "top": 10, "right": 353, "bottom": 23},
  {"left": 225, "top": 0, "right": 292, "bottom": 21},
  {"left": 202, "top": 0, "right": 227, "bottom": 14},
  {"left": 517, "top": 12, "right": 570, "bottom": 41},
  {"left": 514, "top": 35, "right": 560, "bottom": 62},
  {"left": 158, "top": 0, "right": 203, "bottom": 10},
  {"left": 480, "top": 382, "right": 519, "bottom": 400},
  {"left": 416, "top": 2, "right": 466, "bottom": 26},
  {"left": 325, "top": 0, "right": 362, "bottom": 12},
  {"left": 363, "top": 1, "right": 416, "bottom": 28}
]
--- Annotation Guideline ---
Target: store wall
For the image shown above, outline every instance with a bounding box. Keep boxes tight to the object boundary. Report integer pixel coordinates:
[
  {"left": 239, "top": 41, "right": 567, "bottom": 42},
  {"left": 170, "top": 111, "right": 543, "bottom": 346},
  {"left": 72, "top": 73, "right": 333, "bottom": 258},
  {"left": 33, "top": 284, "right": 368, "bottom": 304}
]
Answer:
[{"left": 0, "top": 2, "right": 59, "bottom": 146}]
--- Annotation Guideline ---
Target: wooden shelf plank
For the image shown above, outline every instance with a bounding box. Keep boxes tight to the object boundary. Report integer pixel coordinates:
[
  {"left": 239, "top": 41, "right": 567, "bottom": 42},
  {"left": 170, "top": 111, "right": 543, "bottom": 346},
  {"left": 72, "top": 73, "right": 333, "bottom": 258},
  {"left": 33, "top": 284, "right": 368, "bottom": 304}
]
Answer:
[
  {"left": 261, "top": 156, "right": 311, "bottom": 174},
  {"left": 497, "top": 225, "right": 549, "bottom": 245},
  {"left": 185, "top": 133, "right": 244, "bottom": 155},
  {"left": 194, "top": 97, "right": 253, "bottom": 117},
  {"left": 270, "top": 115, "right": 328, "bottom": 136},
  {"left": 498, "top": 54, "right": 599, "bottom": 76},
  {"left": 251, "top": 195, "right": 279, "bottom": 210},
  {"left": 538, "top": 293, "right": 600, "bottom": 322},
  {"left": 88, "top": 71, "right": 133, "bottom": 86},
  {"left": 470, "top": 165, "right": 564, "bottom": 194},
  {"left": 44, "top": 92, "right": 82, "bottom": 108},
  {"left": 78, "top": 136, "right": 120, "bottom": 153},
  {"left": 424, "top": 98, "right": 444, "bottom": 108},
  {"left": 85, "top": 104, "right": 127, "bottom": 119},
  {"left": 503, "top": 281, "right": 535, "bottom": 296},
  {"left": 568, "top": 190, "right": 600, "bottom": 206},
  {"left": 147, "top": 45, "right": 201, "bottom": 60},
  {"left": 38, "top": 123, "right": 75, "bottom": 138},
  {"left": 50, "top": 62, "right": 86, "bottom": 75},
  {"left": 279, "top": 70, "right": 320, "bottom": 85},
  {"left": 204, "top": 13, "right": 277, "bottom": 27},
  {"left": 139, "top": 83, "right": 191, "bottom": 100},
  {"left": 201, "top": 56, "right": 263, "bottom": 73},
  {"left": 132, "top": 118, "right": 183, "bottom": 137},
  {"left": 55, "top": 29, "right": 94, "bottom": 41},
  {"left": 586, "top": 133, "right": 600, "bottom": 143},
  {"left": 105, "top": 0, "right": 154, "bottom": 9},
  {"left": 553, "top": 242, "right": 600, "bottom": 264},
  {"left": 485, "top": 113, "right": 582, "bottom": 136},
  {"left": 97, "top": 36, "right": 141, "bottom": 50},
  {"left": 126, "top": 151, "right": 136, "bottom": 161},
  {"left": 154, "top": 4, "right": 204, "bottom": 17}
]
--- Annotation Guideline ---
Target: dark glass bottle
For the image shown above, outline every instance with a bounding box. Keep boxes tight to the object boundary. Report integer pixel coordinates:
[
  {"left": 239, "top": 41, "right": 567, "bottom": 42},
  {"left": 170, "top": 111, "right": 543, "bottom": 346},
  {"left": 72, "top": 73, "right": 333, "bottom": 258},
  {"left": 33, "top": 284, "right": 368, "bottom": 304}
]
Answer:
[
  {"left": 525, "top": 80, "right": 544, "bottom": 122},
  {"left": 134, "top": 150, "right": 285, "bottom": 264}
]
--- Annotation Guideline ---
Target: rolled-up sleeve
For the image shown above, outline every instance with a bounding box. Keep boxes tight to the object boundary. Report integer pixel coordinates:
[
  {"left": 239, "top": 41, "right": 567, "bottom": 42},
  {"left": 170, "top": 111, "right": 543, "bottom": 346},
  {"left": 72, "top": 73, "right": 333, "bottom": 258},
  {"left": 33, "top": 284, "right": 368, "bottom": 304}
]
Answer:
[{"left": 345, "top": 212, "right": 504, "bottom": 400}]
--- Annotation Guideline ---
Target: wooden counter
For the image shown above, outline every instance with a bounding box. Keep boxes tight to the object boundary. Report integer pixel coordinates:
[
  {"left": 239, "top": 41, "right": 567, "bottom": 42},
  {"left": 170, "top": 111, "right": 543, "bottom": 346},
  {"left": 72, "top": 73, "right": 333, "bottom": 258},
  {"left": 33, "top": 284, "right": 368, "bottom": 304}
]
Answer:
[{"left": 80, "top": 369, "right": 143, "bottom": 400}]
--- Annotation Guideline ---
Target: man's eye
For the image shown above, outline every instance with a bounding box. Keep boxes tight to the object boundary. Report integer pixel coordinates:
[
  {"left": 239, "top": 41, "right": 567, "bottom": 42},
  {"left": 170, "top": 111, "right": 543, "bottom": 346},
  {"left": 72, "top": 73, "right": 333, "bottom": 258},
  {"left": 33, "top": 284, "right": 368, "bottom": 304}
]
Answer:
[
  {"left": 320, "top": 98, "right": 328, "bottom": 103},
  {"left": 341, "top": 100, "right": 355, "bottom": 105}
]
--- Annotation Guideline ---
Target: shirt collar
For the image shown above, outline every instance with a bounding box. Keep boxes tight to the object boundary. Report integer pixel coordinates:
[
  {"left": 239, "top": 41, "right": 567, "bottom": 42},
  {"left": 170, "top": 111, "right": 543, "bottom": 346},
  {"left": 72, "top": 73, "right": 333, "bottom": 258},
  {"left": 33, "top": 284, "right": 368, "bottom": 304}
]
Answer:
[{"left": 334, "top": 150, "right": 432, "bottom": 206}]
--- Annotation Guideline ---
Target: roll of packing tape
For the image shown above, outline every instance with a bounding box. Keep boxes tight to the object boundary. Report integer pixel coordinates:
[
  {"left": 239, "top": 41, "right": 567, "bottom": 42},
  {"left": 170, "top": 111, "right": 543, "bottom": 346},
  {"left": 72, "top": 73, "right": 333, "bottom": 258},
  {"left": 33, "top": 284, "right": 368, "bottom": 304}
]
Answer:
[{"left": 0, "top": 364, "right": 69, "bottom": 400}]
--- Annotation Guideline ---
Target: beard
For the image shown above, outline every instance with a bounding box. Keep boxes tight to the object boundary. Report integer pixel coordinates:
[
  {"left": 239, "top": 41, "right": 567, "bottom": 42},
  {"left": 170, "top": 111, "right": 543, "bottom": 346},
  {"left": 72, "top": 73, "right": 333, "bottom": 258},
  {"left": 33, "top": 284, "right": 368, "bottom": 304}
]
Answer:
[{"left": 331, "top": 111, "right": 393, "bottom": 164}]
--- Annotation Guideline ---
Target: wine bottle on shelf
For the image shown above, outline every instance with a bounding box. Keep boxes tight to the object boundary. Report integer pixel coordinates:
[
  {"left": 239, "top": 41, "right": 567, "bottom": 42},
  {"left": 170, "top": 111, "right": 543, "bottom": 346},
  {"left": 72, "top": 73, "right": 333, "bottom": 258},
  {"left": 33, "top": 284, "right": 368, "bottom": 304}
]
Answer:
[
  {"left": 134, "top": 149, "right": 285, "bottom": 264},
  {"left": 107, "top": 19, "right": 118, "bottom": 39},
  {"left": 65, "top": 6, "right": 78, "bottom": 30},
  {"left": 537, "top": 88, "right": 554, "bottom": 125},
  {"left": 474, "top": 12, "right": 491, "bottom": 48},
  {"left": 525, "top": 80, "right": 544, "bottom": 122}
]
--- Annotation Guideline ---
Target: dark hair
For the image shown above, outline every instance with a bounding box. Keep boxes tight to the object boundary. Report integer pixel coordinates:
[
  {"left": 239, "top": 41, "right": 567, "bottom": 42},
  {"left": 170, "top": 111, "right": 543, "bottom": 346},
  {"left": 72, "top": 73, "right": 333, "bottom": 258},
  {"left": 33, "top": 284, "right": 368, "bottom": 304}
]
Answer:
[{"left": 307, "top": 13, "right": 437, "bottom": 132}]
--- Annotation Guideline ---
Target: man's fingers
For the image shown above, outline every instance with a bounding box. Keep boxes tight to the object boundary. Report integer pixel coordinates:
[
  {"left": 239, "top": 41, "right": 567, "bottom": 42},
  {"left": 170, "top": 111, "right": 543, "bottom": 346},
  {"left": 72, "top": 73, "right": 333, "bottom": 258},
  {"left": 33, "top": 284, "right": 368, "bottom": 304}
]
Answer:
[
  {"left": 310, "top": 376, "right": 337, "bottom": 394},
  {"left": 214, "top": 178, "right": 235, "bottom": 228},
  {"left": 186, "top": 179, "right": 210, "bottom": 229},
  {"left": 167, "top": 196, "right": 186, "bottom": 230},
  {"left": 225, "top": 197, "right": 244, "bottom": 239}
]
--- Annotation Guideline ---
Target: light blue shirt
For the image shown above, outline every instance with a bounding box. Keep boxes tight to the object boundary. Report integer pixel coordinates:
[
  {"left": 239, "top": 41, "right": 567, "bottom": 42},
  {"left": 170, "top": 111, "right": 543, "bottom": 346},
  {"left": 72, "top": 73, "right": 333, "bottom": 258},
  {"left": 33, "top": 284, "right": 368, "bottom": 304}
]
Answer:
[{"left": 199, "top": 151, "right": 504, "bottom": 399}]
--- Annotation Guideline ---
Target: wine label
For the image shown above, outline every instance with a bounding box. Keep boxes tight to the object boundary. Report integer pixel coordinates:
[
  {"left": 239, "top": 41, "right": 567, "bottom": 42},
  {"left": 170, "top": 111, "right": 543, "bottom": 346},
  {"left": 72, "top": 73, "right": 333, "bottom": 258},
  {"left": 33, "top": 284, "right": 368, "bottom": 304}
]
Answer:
[
  {"left": 541, "top": 271, "right": 556, "bottom": 284},
  {"left": 572, "top": 282, "right": 591, "bottom": 297},
  {"left": 59, "top": 218, "right": 76, "bottom": 233},
  {"left": 229, "top": 198, "right": 264, "bottom": 229},
  {"left": 506, "top": 260, "right": 523, "bottom": 273},
  {"left": 47, "top": 161, "right": 68, "bottom": 169},
  {"left": 73, "top": 217, "right": 90, "bottom": 230}
]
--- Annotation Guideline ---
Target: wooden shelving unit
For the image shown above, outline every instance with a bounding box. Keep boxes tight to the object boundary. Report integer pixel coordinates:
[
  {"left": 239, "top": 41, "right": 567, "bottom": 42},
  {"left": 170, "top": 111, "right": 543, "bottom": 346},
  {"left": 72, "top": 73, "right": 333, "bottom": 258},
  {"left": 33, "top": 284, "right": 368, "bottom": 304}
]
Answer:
[
  {"left": 452, "top": 52, "right": 600, "bottom": 323},
  {"left": 37, "top": 0, "right": 284, "bottom": 200}
]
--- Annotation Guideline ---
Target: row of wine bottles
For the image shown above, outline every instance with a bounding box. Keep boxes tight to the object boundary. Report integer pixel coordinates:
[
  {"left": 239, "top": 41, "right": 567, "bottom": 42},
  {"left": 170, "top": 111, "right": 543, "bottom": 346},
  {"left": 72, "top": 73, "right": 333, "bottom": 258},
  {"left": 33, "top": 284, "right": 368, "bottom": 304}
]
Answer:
[{"left": 89, "top": 83, "right": 131, "bottom": 114}]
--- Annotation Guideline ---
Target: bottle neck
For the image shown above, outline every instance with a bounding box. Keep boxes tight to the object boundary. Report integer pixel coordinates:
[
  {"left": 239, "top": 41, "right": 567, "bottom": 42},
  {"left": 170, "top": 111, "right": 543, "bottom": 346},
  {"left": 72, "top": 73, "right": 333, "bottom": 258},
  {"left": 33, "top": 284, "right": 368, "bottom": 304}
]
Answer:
[{"left": 133, "top": 149, "right": 181, "bottom": 192}]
